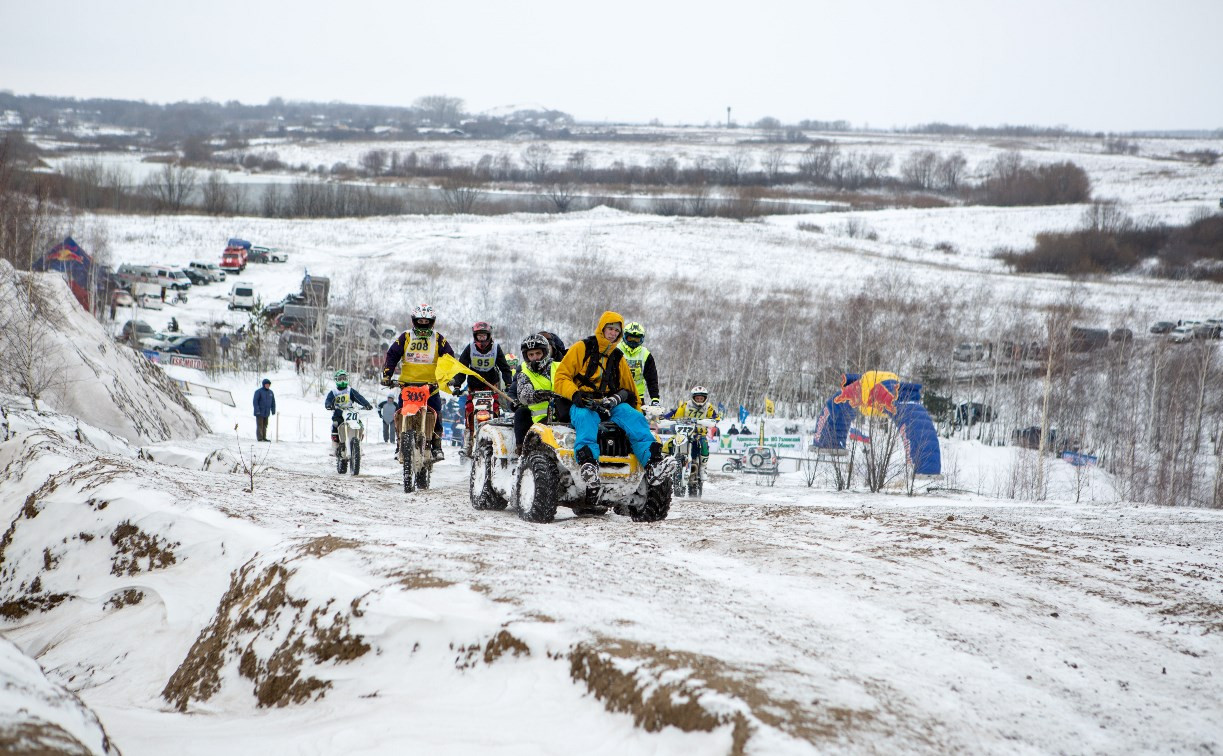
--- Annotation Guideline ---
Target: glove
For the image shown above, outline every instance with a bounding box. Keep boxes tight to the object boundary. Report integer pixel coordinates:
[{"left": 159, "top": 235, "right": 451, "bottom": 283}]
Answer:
[
  {"left": 533, "top": 390, "right": 555, "bottom": 402},
  {"left": 649, "top": 398, "right": 660, "bottom": 407},
  {"left": 601, "top": 395, "right": 622, "bottom": 410},
  {"left": 380, "top": 375, "right": 395, "bottom": 387},
  {"left": 572, "top": 391, "right": 597, "bottom": 409}
]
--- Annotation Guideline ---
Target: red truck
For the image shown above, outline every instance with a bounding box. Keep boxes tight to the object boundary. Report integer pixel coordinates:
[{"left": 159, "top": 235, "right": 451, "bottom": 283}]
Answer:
[{"left": 220, "top": 245, "right": 247, "bottom": 274}]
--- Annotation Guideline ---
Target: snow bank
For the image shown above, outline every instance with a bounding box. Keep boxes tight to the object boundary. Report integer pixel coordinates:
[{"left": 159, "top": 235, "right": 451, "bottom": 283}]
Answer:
[{"left": 0, "top": 261, "right": 210, "bottom": 444}]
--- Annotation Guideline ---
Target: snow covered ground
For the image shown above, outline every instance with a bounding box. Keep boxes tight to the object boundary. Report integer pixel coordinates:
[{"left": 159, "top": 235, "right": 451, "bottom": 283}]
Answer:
[{"left": 3, "top": 127, "right": 1223, "bottom": 754}]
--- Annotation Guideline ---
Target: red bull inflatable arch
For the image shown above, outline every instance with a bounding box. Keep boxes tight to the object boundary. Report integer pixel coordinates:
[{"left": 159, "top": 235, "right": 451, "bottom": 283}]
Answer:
[{"left": 811, "top": 371, "right": 941, "bottom": 475}]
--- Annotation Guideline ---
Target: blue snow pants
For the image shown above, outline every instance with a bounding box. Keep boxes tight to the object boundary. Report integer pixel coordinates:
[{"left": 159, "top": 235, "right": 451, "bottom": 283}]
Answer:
[{"left": 571, "top": 402, "right": 656, "bottom": 466}]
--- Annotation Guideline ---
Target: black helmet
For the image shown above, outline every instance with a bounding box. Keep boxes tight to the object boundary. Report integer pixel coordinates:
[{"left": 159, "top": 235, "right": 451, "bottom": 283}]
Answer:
[{"left": 520, "top": 333, "right": 552, "bottom": 374}]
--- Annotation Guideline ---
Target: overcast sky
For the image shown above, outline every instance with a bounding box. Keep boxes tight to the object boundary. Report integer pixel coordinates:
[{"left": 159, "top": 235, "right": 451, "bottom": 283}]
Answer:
[{"left": 2, "top": 0, "right": 1220, "bottom": 132}]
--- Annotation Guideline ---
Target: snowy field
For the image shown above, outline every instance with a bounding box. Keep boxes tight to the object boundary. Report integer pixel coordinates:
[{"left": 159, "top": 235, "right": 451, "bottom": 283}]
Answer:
[{"left": 3, "top": 127, "right": 1223, "bottom": 754}]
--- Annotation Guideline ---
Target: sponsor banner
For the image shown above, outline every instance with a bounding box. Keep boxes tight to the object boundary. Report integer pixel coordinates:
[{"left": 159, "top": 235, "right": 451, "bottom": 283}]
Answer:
[
  {"left": 164, "top": 354, "right": 206, "bottom": 370},
  {"left": 718, "top": 434, "right": 803, "bottom": 452},
  {"left": 1061, "top": 451, "right": 1098, "bottom": 467}
]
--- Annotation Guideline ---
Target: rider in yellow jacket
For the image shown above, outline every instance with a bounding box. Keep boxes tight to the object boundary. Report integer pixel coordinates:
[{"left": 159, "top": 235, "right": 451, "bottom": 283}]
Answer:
[{"left": 553, "top": 310, "right": 677, "bottom": 497}]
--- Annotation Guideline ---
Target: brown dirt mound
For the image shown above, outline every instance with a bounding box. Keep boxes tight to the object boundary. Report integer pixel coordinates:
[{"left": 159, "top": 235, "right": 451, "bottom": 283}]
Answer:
[{"left": 162, "top": 557, "right": 370, "bottom": 711}]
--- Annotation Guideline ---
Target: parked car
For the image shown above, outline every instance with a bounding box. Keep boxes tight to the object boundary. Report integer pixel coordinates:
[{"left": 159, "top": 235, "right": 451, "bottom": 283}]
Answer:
[
  {"left": 111, "top": 289, "right": 134, "bottom": 307},
  {"left": 1149, "top": 321, "right": 1176, "bottom": 334},
  {"left": 1169, "top": 325, "right": 1196, "bottom": 343},
  {"left": 263, "top": 292, "right": 307, "bottom": 320},
  {"left": 954, "top": 402, "right": 995, "bottom": 427},
  {"left": 278, "top": 332, "right": 314, "bottom": 360},
  {"left": 952, "top": 342, "right": 987, "bottom": 362},
  {"left": 1069, "top": 326, "right": 1109, "bottom": 353},
  {"left": 1193, "top": 322, "right": 1222, "bottom": 339},
  {"left": 184, "top": 267, "right": 209, "bottom": 286},
  {"left": 229, "top": 284, "right": 256, "bottom": 311},
  {"left": 273, "top": 312, "right": 315, "bottom": 334},
  {"left": 188, "top": 260, "right": 226, "bottom": 283},
  {"left": 120, "top": 320, "right": 155, "bottom": 343},
  {"left": 1110, "top": 328, "right": 1134, "bottom": 343},
  {"left": 159, "top": 335, "right": 213, "bottom": 358}
]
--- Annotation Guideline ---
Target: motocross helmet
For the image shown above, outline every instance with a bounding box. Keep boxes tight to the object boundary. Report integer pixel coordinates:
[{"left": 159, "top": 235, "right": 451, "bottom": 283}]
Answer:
[
  {"left": 411, "top": 303, "right": 435, "bottom": 336},
  {"left": 690, "top": 385, "right": 709, "bottom": 406},
  {"left": 623, "top": 321, "right": 645, "bottom": 348},
  {"left": 521, "top": 333, "right": 552, "bottom": 374},
  {"left": 334, "top": 370, "right": 348, "bottom": 390},
  {"left": 472, "top": 321, "right": 492, "bottom": 344}
]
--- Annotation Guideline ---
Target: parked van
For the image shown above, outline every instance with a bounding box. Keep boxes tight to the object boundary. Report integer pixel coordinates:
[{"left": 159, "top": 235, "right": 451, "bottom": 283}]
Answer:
[
  {"left": 228, "top": 283, "right": 256, "bottom": 311},
  {"left": 189, "top": 260, "right": 226, "bottom": 283}
]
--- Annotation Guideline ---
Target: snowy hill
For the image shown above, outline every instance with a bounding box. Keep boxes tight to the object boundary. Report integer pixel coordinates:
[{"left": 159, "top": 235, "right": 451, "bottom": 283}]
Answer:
[{"left": 0, "top": 262, "right": 209, "bottom": 444}]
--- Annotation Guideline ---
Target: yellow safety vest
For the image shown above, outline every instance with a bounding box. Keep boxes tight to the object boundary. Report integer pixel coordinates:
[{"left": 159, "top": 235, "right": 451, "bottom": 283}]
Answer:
[
  {"left": 398, "top": 332, "right": 439, "bottom": 384},
  {"left": 524, "top": 363, "right": 558, "bottom": 422},
  {"left": 619, "top": 343, "right": 651, "bottom": 401}
]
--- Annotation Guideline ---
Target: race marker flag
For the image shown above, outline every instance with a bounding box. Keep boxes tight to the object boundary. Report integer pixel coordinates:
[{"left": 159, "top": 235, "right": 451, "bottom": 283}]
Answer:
[
  {"left": 764, "top": 398, "right": 775, "bottom": 416},
  {"left": 434, "top": 354, "right": 480, "bottom": 391}
]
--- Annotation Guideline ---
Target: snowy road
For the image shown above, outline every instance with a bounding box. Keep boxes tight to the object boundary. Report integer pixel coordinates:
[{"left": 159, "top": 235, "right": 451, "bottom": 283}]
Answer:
[{"left": 87, "top": 432, "right": 1222, "bottom": 754}]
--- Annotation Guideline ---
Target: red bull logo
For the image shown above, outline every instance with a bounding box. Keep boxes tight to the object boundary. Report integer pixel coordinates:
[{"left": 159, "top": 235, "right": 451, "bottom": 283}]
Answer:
[
  {"left": 47, "top": 247, "right": 85, "bottom": 264},
  {"left": 833, "top": 371, "right": 899, "bottom": 417}
]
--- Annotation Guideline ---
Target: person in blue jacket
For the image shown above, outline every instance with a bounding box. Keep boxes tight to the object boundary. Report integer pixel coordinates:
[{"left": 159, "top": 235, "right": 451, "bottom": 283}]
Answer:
[{"left": 253, "top": 378, "right": 275, "bottom": 442}]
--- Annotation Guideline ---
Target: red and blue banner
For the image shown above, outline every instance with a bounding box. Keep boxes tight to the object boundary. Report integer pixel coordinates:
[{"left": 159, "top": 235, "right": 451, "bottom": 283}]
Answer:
[{"left": 32, "top": 237, "right": 93, "bottom": 311}]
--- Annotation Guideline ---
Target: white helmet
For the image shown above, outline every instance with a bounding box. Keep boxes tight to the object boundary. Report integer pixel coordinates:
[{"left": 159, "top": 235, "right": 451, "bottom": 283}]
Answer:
[
  {"left": 690, "top": 385, "right": 709, "bottom": 406},
  {"left": 411, "top": 303, "right": 436, "bottom": 334}
]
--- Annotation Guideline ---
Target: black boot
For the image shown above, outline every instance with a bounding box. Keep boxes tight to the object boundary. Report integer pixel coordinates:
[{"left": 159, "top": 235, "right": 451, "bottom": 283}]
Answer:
[
  {"left": 430, "top": 438, "right": 445, "bottom": 462},
  {"left": 574, "top": 447, "right": 605, "bottom": 515}
]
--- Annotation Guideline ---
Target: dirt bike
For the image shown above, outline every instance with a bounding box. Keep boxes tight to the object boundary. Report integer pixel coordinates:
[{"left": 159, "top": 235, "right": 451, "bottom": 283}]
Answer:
[
  {"left": 172, "top": 290, "right": 188, "bottom": 304},
  {"left": 396, "top": 382, "right": 436, "bottom": 493},
  {"left": 460, "top": 390, "right": 498, "bottom": 462},
  {"left": 668, "top": 420, "right": 711, "bottom": 498},
  {"left": 334, "top": 409, "right": 365, "bottom": 476}
]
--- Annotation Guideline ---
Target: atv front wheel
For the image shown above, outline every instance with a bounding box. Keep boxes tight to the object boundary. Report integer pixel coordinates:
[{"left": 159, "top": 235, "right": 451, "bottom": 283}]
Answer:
[
  {"left": 631, "top": 483, "right": 672, "bottom": 522},
  {"left": 514, "top": 448, "right": 560, "bottom": 523},
  {"left": 470, "top": 439, "right": 507, "bottom": 511}
]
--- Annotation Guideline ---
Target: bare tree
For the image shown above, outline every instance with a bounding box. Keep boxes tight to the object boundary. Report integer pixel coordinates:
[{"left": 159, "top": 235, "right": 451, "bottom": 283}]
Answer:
[
  {"left": 0, "top": 272, "right": 72, "bottom": 410},
  {"left": 545, "top": 182, "right": 578, "bottom": 213},
  {"left": 413, "top": 95, "right": 465, "bottom": 126},
  {"left": 900, "top": 150, "right": 939, "bottom": 190},
  {"left": 797, "top": 142, "right": 838, "bottom": 183},
  {"left": 521, "top": 143, "right": 553, "bottom": 180},
  {"left": 360, "top": 149, "right": 388, "bottom": 176},
  {"left": 935, "top": 152, "right": 968, "bottom": 191},
  {"left": 761, "top": 147, "right": 786, "bottom": 182},
  {"left": 142, "top": 163, "right": 198, "bottom": 213},
  {"left": 439, "top": 176, "right": 484, "bottom": 214}
]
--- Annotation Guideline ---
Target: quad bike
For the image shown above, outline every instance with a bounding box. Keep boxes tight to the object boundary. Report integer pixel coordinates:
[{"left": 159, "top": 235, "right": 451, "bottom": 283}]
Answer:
[
  {"left": 334, "top": 409, "right": 366, "bottom": 475},
  {"left": 469, "top": 400, "right": 672, "bottom": 523},
  {"left": 396, "top": 382, "right": 437, "bottom": 493}
]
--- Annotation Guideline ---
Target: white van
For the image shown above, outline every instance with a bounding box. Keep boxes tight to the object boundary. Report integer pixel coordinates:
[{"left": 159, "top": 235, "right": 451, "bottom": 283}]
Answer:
[
  {"left": 189, "top": 260, "right": 226, "bottom": 283},
  {"left": 228, "top": 283, "right": 256, "bottom": 311}
]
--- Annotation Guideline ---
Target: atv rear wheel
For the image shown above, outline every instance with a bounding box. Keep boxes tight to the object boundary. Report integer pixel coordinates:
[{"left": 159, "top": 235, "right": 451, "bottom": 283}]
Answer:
[
  {"left": 514, "top": 448, "right": 560, "bottom": 523},
  {"left": 470, "top": 439, "right": 507, "bottom": 511},
  {"left": 631, "top": 483, "right": 672, "bottom": 522}
]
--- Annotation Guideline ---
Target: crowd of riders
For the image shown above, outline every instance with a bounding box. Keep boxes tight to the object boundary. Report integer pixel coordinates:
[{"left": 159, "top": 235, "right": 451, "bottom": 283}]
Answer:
[{"left": 366, "top": 303, "right": 722, "bottom": 484}]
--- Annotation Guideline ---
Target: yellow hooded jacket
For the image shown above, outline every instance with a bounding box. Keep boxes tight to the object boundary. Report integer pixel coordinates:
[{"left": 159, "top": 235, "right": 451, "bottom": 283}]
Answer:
[{"left": 553, "top": 310, "right": 641, "bottom": 409}]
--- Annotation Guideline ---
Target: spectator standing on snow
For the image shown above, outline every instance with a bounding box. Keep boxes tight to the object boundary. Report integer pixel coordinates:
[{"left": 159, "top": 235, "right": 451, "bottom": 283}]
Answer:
[
  {"left": 379, "top": 392, "right": 398, "bottom": 443},
  {"left": 253, "top": 378, "right": 276, "bottom": 442}
]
